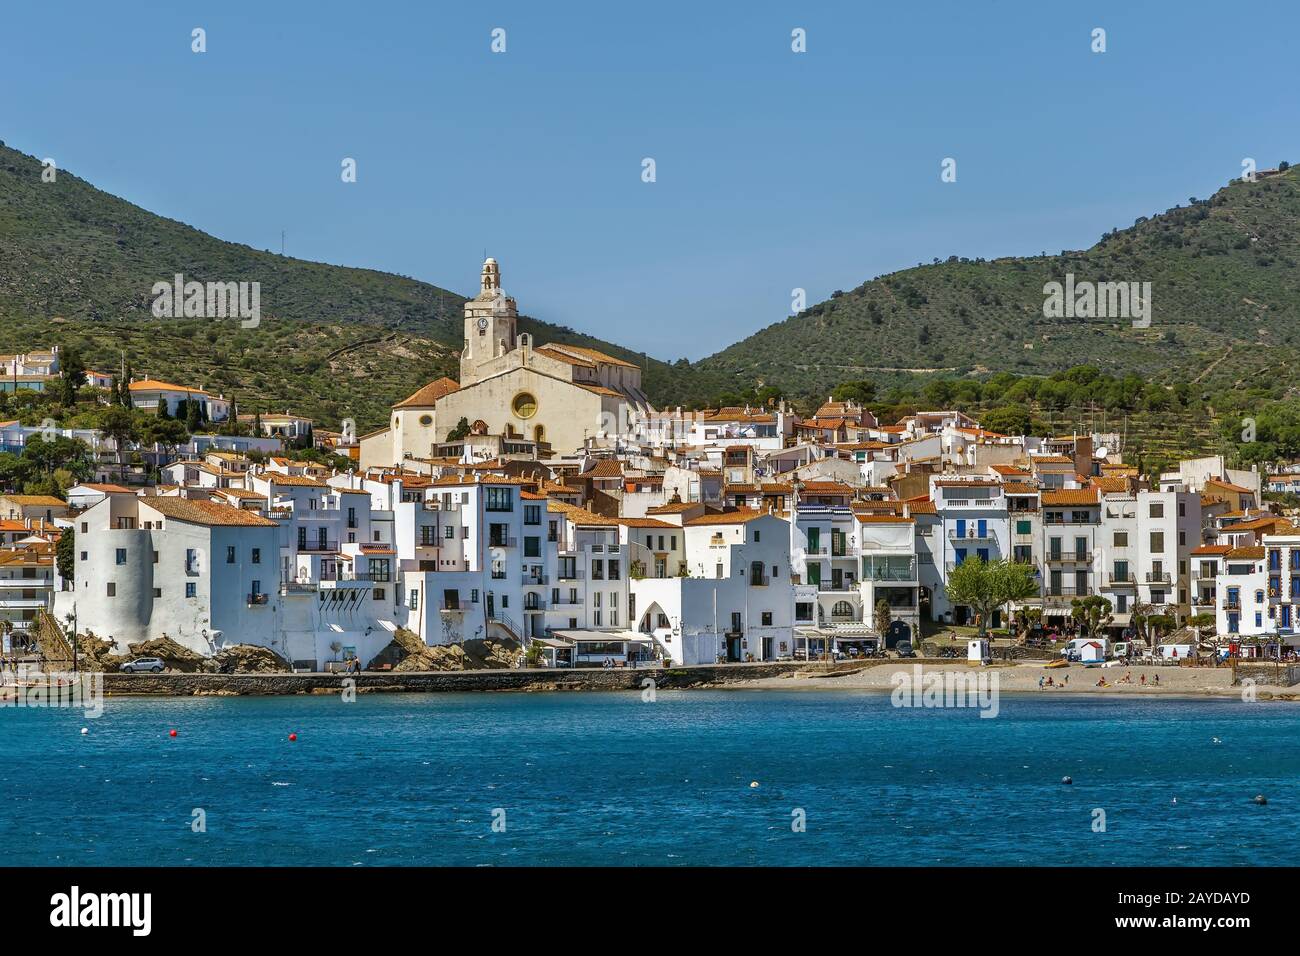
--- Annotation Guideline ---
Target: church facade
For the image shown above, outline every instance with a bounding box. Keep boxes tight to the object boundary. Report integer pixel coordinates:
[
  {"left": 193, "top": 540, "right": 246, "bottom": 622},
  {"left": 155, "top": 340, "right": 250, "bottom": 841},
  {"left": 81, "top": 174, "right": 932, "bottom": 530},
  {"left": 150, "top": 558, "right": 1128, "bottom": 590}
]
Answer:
[{"left": 360, "top": 258, "right": 653, "bottom": 468}]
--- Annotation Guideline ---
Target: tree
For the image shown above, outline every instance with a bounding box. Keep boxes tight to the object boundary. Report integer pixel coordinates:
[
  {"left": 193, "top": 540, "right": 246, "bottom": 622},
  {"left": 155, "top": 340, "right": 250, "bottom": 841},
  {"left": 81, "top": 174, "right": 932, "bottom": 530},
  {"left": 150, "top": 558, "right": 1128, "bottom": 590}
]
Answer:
[
  {"left": 1070, "top": 595, "right": 1113, "bottom": 637},
  {"left": 874, "top": 598, "right": 892, "bottom": 636},
  {"left": 447, "top": 417, "right": 471, "bottom": 441},
  {"left": 946, "top": 557, "right": 1039, "bottom": 636},
  {"left": 139, "top": 417, "right": 190, "bottom": 459},
  {"left": 97, "top": 405, "right": 138, "bottom": 466},
  {"left": 989, "top": 559, "right": 1040, "bottom": 631},
  {"left": 832, "top": 380, "right": 876, "bottom": 405},
  {"left": 59, "top": 347, "right": 88, "bottom": 407},
  {"left": 56, "top": 526, "right": 75, "bottom": 583}
]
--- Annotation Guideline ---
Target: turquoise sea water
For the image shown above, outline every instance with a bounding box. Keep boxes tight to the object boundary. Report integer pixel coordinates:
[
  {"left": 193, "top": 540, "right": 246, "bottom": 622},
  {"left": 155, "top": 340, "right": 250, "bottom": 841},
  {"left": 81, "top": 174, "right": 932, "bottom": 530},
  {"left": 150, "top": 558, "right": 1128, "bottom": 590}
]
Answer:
[{"left": 0, "top": 690, "right": 1293, "bottom": 866}]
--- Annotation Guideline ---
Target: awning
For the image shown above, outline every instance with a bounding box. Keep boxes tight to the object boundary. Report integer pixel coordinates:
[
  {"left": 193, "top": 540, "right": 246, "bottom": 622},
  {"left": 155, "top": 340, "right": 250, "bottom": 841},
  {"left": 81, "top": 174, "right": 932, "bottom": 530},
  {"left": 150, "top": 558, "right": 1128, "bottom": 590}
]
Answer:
[
  {"left": 531, "top": 636, "right": 575, "bottom": 649},
  {"left": 550, "top": 629, "right": 653, "bottom": 644}
]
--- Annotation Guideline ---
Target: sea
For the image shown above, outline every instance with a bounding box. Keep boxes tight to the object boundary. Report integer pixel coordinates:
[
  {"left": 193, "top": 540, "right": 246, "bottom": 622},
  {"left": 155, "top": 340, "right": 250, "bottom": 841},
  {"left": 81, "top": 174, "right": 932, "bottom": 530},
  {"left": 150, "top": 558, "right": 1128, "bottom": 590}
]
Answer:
[{"left": 0, "top": 689, "right": 1292, "bottom": 866}]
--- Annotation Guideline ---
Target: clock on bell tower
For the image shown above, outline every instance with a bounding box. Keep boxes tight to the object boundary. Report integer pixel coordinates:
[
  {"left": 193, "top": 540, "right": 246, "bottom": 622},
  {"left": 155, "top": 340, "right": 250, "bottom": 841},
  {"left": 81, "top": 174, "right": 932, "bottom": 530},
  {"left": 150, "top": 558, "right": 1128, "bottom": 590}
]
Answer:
[{"left": 460, "top": 256, "right": 518, "bottom": 385}]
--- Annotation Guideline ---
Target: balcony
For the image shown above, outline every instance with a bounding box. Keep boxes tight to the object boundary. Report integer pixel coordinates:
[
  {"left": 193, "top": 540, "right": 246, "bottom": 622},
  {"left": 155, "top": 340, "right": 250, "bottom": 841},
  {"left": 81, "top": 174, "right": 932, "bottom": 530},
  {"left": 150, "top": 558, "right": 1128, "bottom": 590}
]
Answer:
[
  {"left": 524, "top": 598, "right": 547, "bottom": 612},
  {"left": 1043, "top": 587, "right": 1085, "bottom": 603},
  {"left": 440, "top": 600, "right": 468, "bottom": 613},
  {"left": 948, "top": 528, "right": 996, "bottom": 541},
  {"left": 0, "top": 577, "right": 53, "bottom": 588},
  {"left": 804, "top": 546, "right": 828, "bottom": 556},
  {"left": 488, "top": 536, "right": 518, "bottom": 549},
  {"left": 522, "top": 574, "right": 549, "bottom": 586},
  {"left": 816, "top": 580, "right": 857, "bottom": 592},
  {"left": 557, "top": 568, "right": 584, "bottom": 581},
  {"left": 297, "top": 540, "right": 339, "bottom": 553},
  {"left": 247, "top": 593, "right": 269, "bottom": 606},
  {"left": 1145, "top": 571, "right": 1172, "bottom": 584},
  {"left": 1103, "top": 572, "right": 1136, "bottom": 586},
  {"left": 1045, "top": 552, "right": 1093, "bottom": 564},
  {"left": 1222, "top": 599, "right": 1241, "bottom": 611}
]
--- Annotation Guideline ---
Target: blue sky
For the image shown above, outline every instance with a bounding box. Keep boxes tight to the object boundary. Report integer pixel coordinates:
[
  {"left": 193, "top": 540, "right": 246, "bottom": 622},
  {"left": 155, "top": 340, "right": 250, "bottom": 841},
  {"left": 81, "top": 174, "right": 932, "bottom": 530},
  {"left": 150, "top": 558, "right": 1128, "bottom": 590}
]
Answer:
[{"left": 3, "top": 1, "right": 1297, "bottom": 359}]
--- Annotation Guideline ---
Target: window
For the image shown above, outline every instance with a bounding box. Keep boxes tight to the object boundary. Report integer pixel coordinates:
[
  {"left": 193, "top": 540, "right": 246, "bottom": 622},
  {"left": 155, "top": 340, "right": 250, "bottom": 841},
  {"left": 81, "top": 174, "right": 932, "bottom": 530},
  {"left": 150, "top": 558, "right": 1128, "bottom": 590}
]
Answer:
[
  {"left": 1114, "top": 531, "right": 1128, "bottom": 547},
  {"left": 1149, "top": 502, "right": 1164, "bottom": 518},
  {"left": 80, "top": 522, "right": 87, "bottom": 534},
  {"left": 115, "top": 548, "right": 126, "bottom": 565},
  {"left": 1149, "top": 532, "right": 1164, "bottom": 552},
  {"left": 227, "top": 546, "right": 236, "bottom": 564},
  {"left": 185, "top": 583, "right": 196, "bottom": 599},
  {"left": 106, "top": 583, "right": 115, "bottom": 597},
  {"left": 591, "top": 560, "right": 604, "bottom": 580},
  {"left": 373, "top": 587, "right": 385, "bottom": 601},
  {"left": 762, "top": 611, "right": 773, "bottom": 626},
  {"left": 153, "top": 588, "right": 162, "bottom": 598},
  {"left": 252, "top": 548, "right": 261, "bottom": 564},
  {"left": 152, "top": 551, "right": 159, "bottom": 564},
  {"left": 608, "top": 559, "right": 619, "bottom": 580},
  {"left": 524, "top": 537, "right": 540, "bottom": 558},
  {"left": 524, "top": 505, "right": 540, "bottom": 525},
  {"left": 445, "top": 526, "right": 455, "bottom": 539},
  {"left": 485, "top": 487, "right": 513, "bottom": 511},
  {"left": 80, "top": 552, "right": 87, "bottom": 561},
  {"left": 409, "top": 589, "right": 419, "bottom": 610},
  {"left": 1016, "top": 520, "right": 1031, "bottom": 535},
  {"left": 548, "top": 520, "right": 558, "bottom": 542}
]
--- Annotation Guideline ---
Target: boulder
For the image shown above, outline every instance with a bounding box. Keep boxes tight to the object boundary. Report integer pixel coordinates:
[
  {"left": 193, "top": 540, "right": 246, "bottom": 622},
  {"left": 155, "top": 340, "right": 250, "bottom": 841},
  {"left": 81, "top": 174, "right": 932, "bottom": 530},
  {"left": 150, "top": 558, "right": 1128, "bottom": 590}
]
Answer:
[{"left": 211, "top": 644, "right": 290, "bottom": 674}]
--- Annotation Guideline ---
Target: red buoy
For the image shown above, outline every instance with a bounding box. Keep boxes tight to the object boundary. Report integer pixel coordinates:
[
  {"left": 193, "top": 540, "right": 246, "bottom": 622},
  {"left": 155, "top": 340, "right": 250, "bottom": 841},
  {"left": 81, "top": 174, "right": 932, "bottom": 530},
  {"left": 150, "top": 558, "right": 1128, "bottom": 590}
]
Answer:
[
  {"left": 169, "top": 729, "right": 177, "bottom": 737},
  {"left": 288, "top": 733, "right": 297, "bottom": 742}
]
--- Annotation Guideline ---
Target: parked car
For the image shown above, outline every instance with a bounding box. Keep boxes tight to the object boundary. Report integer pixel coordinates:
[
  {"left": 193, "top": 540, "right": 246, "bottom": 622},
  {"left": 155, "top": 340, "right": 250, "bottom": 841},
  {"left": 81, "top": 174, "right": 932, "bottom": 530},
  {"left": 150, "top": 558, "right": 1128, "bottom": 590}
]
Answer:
[
  {"left": 896, "top": 641, "right": 916, "bottom": 659},
  {"left": 121, "top": 657, "right": 165, "bottom": 674}
]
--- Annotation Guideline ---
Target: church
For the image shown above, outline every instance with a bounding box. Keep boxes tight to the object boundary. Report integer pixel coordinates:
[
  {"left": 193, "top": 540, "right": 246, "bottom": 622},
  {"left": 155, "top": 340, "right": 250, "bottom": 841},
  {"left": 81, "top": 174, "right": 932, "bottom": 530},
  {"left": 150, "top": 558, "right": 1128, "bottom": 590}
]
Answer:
[{"left": 360, "top": 258, "right": 653, "bottom": 467}]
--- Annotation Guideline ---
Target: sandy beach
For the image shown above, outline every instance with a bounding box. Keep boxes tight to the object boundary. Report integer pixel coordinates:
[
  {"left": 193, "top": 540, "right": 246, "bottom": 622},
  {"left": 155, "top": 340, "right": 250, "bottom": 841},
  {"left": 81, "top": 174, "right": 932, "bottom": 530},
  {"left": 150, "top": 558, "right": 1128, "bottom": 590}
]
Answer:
[{"left": 733, "top": 660, "right": 1300, "bottom": 700}]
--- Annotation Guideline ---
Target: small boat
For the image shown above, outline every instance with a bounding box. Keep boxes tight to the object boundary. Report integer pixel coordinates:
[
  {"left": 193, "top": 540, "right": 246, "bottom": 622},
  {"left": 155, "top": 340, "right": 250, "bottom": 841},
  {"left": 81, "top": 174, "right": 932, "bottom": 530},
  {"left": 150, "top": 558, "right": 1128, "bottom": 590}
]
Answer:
[{"left": 1044, "top": 659, "right": 1068, "bottom": 669}]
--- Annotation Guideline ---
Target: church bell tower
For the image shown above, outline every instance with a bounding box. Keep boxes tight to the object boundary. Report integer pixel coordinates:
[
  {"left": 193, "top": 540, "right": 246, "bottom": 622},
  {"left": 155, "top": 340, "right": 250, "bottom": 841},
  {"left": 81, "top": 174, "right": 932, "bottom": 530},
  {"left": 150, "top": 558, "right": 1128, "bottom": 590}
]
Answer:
[{"left": 461, "top": 256, "right": 518, "bottom": 386}]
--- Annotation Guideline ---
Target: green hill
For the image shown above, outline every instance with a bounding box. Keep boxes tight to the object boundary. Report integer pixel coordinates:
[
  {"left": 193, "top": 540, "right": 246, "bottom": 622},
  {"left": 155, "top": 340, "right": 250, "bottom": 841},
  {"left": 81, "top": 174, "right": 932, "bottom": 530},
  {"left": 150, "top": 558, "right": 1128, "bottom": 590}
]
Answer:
[
  {"left": 0, "top": 142, "right": 691, "bottom": 429},
  {"left": 3, "top": 137, "right": 1298, "bottom": 435},
  {"left": 694, "top": 165, "right": 1300, "bottom": 405}
]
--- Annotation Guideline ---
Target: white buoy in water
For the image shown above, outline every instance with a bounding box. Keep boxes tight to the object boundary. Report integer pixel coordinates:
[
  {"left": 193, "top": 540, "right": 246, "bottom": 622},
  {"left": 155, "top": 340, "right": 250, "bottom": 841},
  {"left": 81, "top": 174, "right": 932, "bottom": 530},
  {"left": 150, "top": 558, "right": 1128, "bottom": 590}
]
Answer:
[
  {"left": 80, "top": 728, "right": 88, "bottom": 735},
  {"left": 749, "top": 781, "right": 760, "bottom": 789},
  {"left": 1061, "top": 776, "right": 1073, "bottom": 785}
]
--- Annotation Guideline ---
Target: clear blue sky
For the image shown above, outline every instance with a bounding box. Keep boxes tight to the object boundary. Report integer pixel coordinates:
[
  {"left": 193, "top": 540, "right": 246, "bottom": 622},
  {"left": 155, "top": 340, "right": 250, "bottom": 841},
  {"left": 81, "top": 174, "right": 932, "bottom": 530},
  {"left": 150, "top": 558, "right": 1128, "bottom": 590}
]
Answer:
[{"left": 3, "top": 1, "right": 1296, "bottom": 360}]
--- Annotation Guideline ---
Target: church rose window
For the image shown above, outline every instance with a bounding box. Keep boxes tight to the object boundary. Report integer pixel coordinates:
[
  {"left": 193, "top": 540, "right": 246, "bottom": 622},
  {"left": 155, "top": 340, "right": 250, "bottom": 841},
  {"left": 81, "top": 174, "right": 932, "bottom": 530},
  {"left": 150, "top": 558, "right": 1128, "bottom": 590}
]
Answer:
[{"left": 512, "top": 392, "right": 538, "bottom": 419}]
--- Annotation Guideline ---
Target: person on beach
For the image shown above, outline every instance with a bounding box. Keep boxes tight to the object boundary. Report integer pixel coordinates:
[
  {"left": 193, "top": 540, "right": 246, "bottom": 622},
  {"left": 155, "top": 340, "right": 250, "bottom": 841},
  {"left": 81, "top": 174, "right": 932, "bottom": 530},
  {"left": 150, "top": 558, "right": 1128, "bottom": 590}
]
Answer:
[
  {"left": 1140, "top": 673, "right": 1147, "bottom": 685},
  {"left": 1063, "top": 674, "right": 1069, "bottom": 686},
  {"left": 1153, "top": 673, "right": 1160, "bottom": 686},
  {"left": 1038, "top": 676, "right": 1045, "bottom": 689}
]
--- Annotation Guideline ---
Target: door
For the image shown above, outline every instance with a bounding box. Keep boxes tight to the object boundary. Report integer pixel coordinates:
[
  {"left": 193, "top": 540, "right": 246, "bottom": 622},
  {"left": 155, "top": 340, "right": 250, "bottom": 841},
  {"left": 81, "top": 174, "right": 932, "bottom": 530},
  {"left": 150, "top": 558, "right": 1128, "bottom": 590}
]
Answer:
[
  {"left": 486, "top": 592, "right": 495, "bottom": 620},
  {"left": 955, "top": 519, "right": 966, "bottom": 539},
  {"left": 807, "top": 528, "right": 820, "bottom": 553},
  {"left": 977, "top": 519, "right": 987, "bottom": 538}
]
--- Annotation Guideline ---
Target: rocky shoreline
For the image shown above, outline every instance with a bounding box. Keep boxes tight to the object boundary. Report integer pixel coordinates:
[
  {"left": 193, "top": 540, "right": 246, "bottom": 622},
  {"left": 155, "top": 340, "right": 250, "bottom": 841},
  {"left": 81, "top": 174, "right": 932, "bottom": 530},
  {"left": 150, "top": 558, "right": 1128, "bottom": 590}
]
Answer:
[{"left": 98, "top": 661, "right": 815, "bottom": 696}]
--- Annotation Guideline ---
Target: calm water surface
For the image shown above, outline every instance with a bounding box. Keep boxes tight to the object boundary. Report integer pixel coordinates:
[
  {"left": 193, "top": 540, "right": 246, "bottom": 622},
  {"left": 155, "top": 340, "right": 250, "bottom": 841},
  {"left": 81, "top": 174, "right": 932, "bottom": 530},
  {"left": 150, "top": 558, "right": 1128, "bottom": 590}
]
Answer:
[{"left": 0, "top": 690, "right": 1292, "bottom": 865}]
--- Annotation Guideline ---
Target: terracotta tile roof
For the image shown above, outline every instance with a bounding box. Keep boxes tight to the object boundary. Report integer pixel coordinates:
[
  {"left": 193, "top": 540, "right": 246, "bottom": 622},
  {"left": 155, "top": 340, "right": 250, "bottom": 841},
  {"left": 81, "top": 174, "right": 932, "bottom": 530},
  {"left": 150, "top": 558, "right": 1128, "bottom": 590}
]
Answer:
[
  {"left": 1001, "top": 483, "right": 1038, "bottom": 495},
  {"left": 1040, "top": 489, "right": 1099, "bottom": 506},
  {"left": 1, "top": 495, "right": 66, "bottom": 507},
  {"left": 1092, "top": 476, "right": 1132, "bottom": 494},
  {"left": 546, "top": 501, "right": 619, "bottom": 526},
  {"left": 1032, "top": 455, "right": 1074, "bottom": 465},
  {"left": 141, "top": 497, "right": 278, "bottom": 527},
  {"left": 540, "top": 343, "right": 637, "bottom": 369},
  {"left": 1222, "top": 516, "right": 1291, "bottom": 533},
  {"left": 129, "top": 379, "right": 209, "bottom": 395},
  {"left": 1191, "top": 544, "right": 1232, "bottom": 556},
  {"left": 854, "top": 514, "right": 914, "bottom": 524},
  {"left": 647, "top": 501, "right": 700, "bottom": 514},
  {"left": 393, "top": 377, "right": 459, "bottom": 409},
  {"left": 906, "top": 501, "right": 937, "bottom": 515},
  {"left": 581, "top": 460, "right": 624, "bottom": 479},
  {"left": 1227, "top": 546, "right": 1265, "bottom": 560},
  {"left": 1205, "top": 478, "right": 1254, "bottom": 495},
  {"left": 684, "top": 509, "right": 770, "bottom": 526},
  {"left": 75, "top": 483, "right": 136, "bottom": 494},
  {"left": 798, "top": 481, "right": 854, "bottom": 494},
  {"left": 256, "top": 473, "right": 328, "bottom": 488},
  {"left": 618, "top": 516, "right": 679, "bottom": 529}
]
